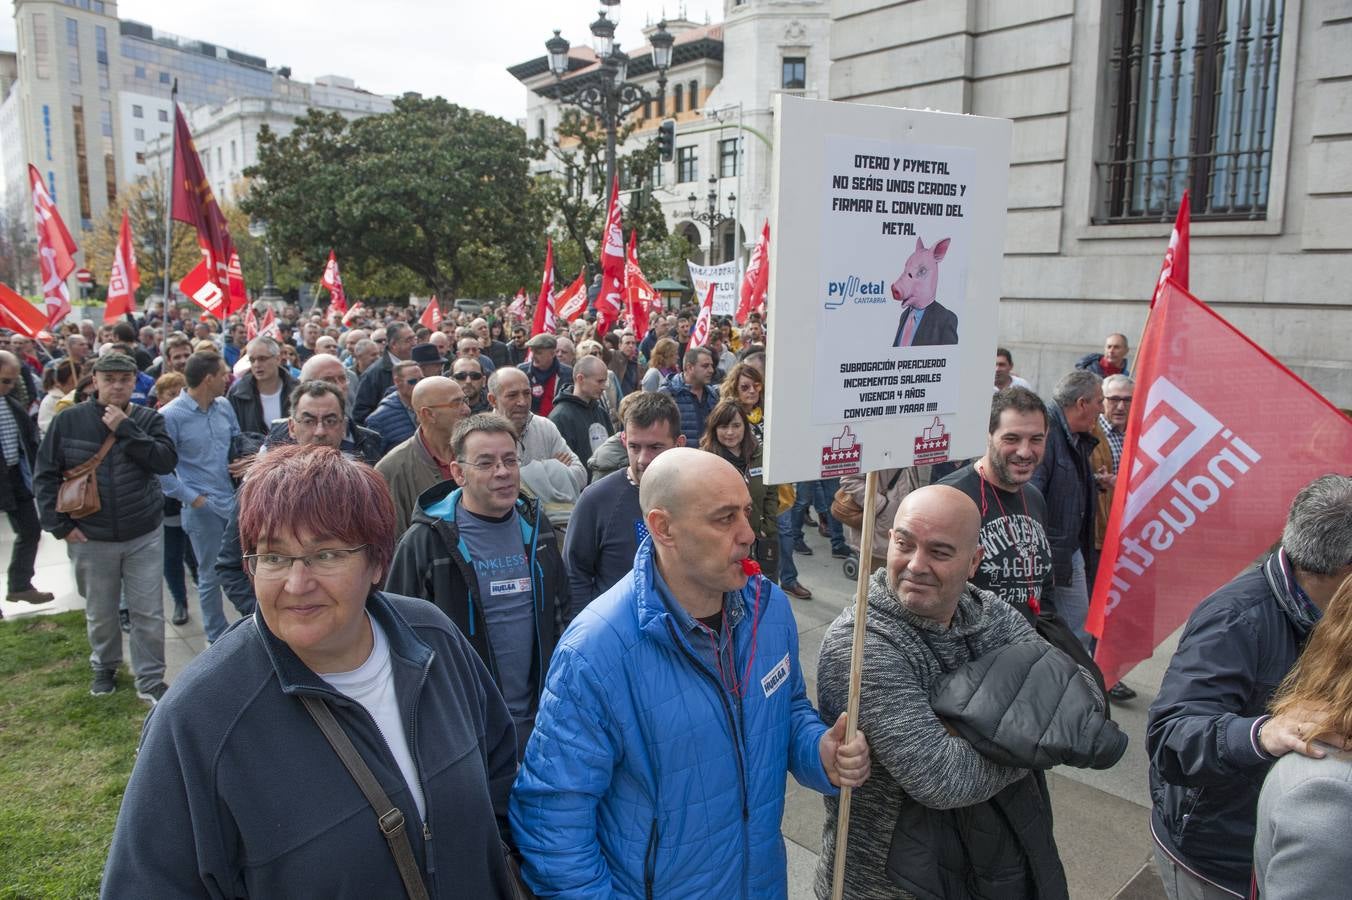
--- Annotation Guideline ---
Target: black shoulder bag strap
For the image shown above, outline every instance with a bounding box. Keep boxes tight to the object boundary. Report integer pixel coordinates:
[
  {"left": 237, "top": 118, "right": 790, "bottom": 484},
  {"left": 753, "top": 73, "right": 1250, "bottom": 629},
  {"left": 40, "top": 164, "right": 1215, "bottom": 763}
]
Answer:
[{"left": 299, "top": 694, "right": 431, "bottom": 900}]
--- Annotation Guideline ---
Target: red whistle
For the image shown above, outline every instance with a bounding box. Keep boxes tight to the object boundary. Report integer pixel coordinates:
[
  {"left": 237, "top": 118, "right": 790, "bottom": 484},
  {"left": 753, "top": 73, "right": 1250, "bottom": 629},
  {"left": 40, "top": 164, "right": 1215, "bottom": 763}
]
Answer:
[{"left": 740, "top": 558, "right": 762, "bottom": 577}]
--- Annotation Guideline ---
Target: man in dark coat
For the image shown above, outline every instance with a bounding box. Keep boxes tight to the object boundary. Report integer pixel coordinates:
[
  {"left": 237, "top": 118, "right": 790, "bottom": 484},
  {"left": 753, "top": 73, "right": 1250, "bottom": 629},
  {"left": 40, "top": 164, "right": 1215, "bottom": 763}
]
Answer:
[
  {"left": 0, "top": 350, "right": 52, "bottom": 612},
  {"left": 547, "top": 356, "right": 613, "bottom": 467},
  {"left": 1147, "top": 475, "right": 1352, "bottom": 900},
  {"left": 226, "top": 337, "right": 298, "bottom": 435},
  {"left": 892, "top": 300, "right": 959, "bottom": 347},
  {"left": 1030, "top": 369, "right": 1102, "bottom": 648},
  {"left": 352, "top": 321, "right": 415, "bottom": 423}
]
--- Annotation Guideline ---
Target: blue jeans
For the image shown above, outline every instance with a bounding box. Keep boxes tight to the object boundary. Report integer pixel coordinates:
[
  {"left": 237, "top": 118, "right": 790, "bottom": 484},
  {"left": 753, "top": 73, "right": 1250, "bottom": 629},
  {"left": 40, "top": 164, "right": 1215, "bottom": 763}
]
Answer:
[
  {"left": 162, "top": 523, "right": 193, "bottom": 608},
  {"left": 1052, "top": 549, "right": 1090, "bottom": 649},
  {"left": 793, "top": 480, "right": 847, "bottom": 552},
  {"left": 777, "top": 509, "right": 800, "bottom": 587},
  {"left": 182, "top": 504, "right": 230, "bottom": 642}
]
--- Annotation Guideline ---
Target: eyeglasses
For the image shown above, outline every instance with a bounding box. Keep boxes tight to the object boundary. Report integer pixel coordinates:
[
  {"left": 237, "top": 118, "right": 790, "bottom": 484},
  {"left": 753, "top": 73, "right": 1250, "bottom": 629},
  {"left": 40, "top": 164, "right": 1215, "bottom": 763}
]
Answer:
[
  {"left": 1104, "top": 396, "right": 1134, "bottom": 406},
  {"left": 372, "top": 338, "right": 387, "bottom": 344},
  {"left": 403, "top": 377, "right": 421, "bottom": 387},
  {"left": 451, "top": 372, "right": 484, "bottom": 381},
  {"left": 294, "top": 413, "right": 342, "bottom": 428},
  {"left": 243, "top": 545, "right": 369, "bottom": 577},
  {"left": 458, "top": 456, "right": 520, "bottom": 472}
]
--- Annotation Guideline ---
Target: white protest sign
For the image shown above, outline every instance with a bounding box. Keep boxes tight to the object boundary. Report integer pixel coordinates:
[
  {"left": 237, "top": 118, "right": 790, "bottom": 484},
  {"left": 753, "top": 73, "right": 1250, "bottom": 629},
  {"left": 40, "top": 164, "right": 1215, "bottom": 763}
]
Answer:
[
  {"left": 763, "top": 96, "right": 1011, "bottom": 483},
  {"left": 686, "top": 260, "right": 739, "bottom": 316}
]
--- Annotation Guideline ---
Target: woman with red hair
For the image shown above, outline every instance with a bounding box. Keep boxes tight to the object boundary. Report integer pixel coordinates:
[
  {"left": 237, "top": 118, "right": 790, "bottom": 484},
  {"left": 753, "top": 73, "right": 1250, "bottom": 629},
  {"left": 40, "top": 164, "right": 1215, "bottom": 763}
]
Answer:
[{"left": 103, "top": 444, "right": 521, "bottom": 899}]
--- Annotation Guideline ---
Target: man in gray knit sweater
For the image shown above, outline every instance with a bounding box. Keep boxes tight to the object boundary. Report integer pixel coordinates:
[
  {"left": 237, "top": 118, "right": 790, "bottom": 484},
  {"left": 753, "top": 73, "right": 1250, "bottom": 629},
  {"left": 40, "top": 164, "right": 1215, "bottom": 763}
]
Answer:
[{"left": 814, "top": 485, "right": 1048, "bottom": 899}]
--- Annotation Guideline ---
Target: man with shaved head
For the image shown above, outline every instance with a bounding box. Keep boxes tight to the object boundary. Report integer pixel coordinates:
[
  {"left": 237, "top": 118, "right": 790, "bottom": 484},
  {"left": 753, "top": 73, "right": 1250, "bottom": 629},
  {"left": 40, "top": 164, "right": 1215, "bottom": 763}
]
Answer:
[
  {"left": 376, "top": 375, "right": 470, "bottom": 536},
  {"left": 548, "top": 354, "right": 614, "bottom": 467},
  {"left": 511, "top": 448, "right": 870, "bottom": 898},
  {"left": 814, "top": 485, "right": 1067, "bottom": 898}
]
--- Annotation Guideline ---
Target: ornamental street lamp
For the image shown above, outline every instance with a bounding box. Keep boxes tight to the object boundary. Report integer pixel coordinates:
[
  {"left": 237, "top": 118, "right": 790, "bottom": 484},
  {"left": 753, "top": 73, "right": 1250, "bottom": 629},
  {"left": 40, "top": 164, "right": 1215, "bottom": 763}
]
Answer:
[
  {"left": 246, "top": 219, "right": 282, "bottom": 306},
  {"left": 544, "top": 10, "right": 674, "bottom": 195},
  {"left": 687, "top": 174, "right": 736, "bottom": 265}
]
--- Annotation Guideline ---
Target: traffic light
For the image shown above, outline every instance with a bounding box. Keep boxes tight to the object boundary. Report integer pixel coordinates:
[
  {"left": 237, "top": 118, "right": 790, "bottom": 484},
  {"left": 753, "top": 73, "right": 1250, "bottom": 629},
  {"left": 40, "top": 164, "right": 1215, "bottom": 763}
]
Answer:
[{"left": 657, "top": 119, "right": 675, "bottom": 161}]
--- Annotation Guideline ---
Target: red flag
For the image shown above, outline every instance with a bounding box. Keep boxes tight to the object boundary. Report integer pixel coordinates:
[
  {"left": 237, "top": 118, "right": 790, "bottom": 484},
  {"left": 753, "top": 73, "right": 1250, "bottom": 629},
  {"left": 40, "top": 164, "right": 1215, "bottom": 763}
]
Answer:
[
  {"left": 104, "top": 211, "right": 141, "bottom": 323},
  {"left": 1151, "top": 191, "right": 1189, "bottom": 306},
  {"left": 0, "top": 281, "right": 49, "bottom": 337},
  {"left": 259, "top": 306, "right": 278, "bottom": 339},
  {"left": 509, "top": 288, "right": 527, "bottom": 320},
  {"left": 554, "top": 269, "right": 589, "bottom": 323},
  {"left": 737, "top": 220, "right": 770, "bottom": 324},
  {"left": 321, "top": 250, "right": 347, "bottom": 314},
  {"left": 532, "top": 241, "right": 557, "bottom": 338},
  {"left": 690, "top": 283, "right": 715, "bottom": 348},
  {"left": 179, "top": 259, "right": 227, "bottom": 320},
  {"left": 244, "top": 303, "right": 259, "bottom": 341},
  {"left": 170, "top": 106, "right": 241, "bottom": 313},
  {"left": 28, "top": 165, "right": 78, "bottom": 326},
  {"left": 1087, "top": 280, "right": 1352, "bottom": 687},
  {"left": 227, "top": 251, "right": 246, "bottom": 312},
  {"left": 420, "top": 296, "right": 442, "bottom": 330},
  {"left": 624, "top": 230, "right": 657, "bottom": 340},
  {"left": 597, "top": 173, "right": 625, "bottom": 335}
]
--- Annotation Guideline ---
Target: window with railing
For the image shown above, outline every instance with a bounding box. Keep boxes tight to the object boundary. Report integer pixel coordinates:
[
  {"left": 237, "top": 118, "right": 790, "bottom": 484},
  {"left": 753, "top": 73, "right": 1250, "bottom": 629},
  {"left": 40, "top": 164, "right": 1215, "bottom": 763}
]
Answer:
[{"left": 1098, "top": 0, "right": 1284, "bottom": 222}]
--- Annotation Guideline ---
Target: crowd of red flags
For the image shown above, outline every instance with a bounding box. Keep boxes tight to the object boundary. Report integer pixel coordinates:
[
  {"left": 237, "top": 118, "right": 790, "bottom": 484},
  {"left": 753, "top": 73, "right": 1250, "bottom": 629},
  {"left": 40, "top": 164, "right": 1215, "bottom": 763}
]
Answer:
[
  {"left": 1087, "top": 190, "right": 1352, "bottom": 688},
  {"left": 171, "top": 106, "right": 245, "bottom": 318}
]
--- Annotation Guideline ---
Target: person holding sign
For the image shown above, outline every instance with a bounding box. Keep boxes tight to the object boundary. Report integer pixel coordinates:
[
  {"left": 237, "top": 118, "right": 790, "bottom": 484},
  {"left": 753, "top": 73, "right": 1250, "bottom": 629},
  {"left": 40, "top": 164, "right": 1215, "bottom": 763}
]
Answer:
[
  {"left": 511, "top": 448, "right": 869, "bottom": 898},
  {"left": 814, "top": 485, "right": 1122, "bottom": 899}
]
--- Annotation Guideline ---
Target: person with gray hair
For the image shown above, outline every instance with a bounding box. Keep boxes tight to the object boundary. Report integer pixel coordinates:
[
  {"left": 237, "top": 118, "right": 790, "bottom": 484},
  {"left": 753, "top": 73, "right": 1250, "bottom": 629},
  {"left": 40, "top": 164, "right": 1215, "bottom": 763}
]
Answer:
[
  {"left": 227, "top": 336, "right": 299, "bottom": 435},
  {"left": 1090, "top": 373, "right": 1137, "bottom": 702},
  {"left": 1030, "top": 369, "right": 1103, "bottom": 647},
  {"left": 1147, "top": 474, "right": 1352, "bottom": 900}
]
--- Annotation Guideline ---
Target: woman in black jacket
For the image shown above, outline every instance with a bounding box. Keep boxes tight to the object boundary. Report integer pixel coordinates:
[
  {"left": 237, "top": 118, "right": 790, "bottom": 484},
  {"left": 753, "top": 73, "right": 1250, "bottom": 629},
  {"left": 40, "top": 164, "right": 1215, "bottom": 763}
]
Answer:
[{"left": 699, "top": 400, "right": 779, "bottom": 581}]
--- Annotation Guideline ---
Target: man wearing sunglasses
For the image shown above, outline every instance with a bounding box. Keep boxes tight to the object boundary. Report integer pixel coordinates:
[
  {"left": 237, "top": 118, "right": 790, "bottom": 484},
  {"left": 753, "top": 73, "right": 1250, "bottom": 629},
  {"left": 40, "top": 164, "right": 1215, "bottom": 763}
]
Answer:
[
  {"left": 364, "top": 359, "right": 423, "bottom": 456},
  {"left": 452, "top": 356, "right": 490, "bottom": 414}
]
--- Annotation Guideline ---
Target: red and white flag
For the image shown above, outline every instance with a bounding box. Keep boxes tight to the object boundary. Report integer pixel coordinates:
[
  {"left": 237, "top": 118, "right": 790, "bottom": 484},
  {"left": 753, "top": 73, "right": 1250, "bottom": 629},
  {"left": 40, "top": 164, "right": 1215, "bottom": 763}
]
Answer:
[
  {"left": 420, "top": 296, "right": 442, "bottom": 330},
  {"left": 624, "top": 230, "right": 657, "bottom": 340},
  {"left": 737, "top": 220, "right": 770, "bottom": 324},
  {"left": 690, "top": 283, "right": 715, "bottom": 348},
  {"left": 532, "top": 241, "right": 557, "bottom": 338},
  {"left": 227, "top": 250, "right": 247, "bottom": 314},
  {"left": 170, "top": 106, "right": 243, "bottom": 314},
  {"left": 1151, "top": 191, "right": 1189, "bottom": 306},
  {"left": 596, "top": 173, "right": 625, "bottom": 335},
  {"left": 28, "top": 165, "right": 78, "bottom": 326},
  {"left": 104, "top": 211, "right": 140, "bottom": 323},
  {"left": 244, "top": 303, "right": 259, "bottom": 341},
  {"left": 555, "top": 268, "right": 589, "bottom": 323},
  {"left": 179, "top": 259, "right": 227, "bottom": 319},
  {"left": 321, "top": 250, "right": 347, "bottom": 314},
  {"left": 1087, "top": 280, "right": 1352, "bottom": 687},
  {"left": 342, "top": 302, "right": 366, "bottom": 327},
  {"left": 0, "top": 281, "right": 49, "bottom": 338},
  {"left": 259, "top": 306, "right": 278, "bottom": 340},
  {"left": 508, "top": 288, "right": 527, "bottom": 320}
]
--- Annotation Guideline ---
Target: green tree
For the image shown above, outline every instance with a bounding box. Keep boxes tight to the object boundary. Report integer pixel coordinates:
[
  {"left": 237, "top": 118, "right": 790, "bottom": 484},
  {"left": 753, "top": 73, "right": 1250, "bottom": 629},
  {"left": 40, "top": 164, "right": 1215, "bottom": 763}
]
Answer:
[
  {"left": 243, "top": 96, "right": 544, "bottom": 301},
  {"left": 84, "top": 174, "right": 199, "bottom": 304}
]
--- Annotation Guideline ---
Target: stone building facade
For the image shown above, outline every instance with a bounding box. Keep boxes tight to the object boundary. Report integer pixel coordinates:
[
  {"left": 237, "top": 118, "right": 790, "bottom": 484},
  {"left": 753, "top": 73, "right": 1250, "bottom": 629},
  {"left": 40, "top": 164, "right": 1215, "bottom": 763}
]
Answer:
[{"left": 829, "top": 0, "right": 1350, "bottom": 406}]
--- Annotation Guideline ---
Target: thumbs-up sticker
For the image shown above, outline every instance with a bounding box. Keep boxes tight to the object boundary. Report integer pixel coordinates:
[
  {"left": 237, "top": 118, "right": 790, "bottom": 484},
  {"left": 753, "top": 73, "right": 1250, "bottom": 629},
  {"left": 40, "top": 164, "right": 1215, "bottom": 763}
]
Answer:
[
  {"left": 821, "top": 427, "right": 864, "bottom": 477},
  {"left": 914, "top": 417, "right": 951, "bottom": 464}
]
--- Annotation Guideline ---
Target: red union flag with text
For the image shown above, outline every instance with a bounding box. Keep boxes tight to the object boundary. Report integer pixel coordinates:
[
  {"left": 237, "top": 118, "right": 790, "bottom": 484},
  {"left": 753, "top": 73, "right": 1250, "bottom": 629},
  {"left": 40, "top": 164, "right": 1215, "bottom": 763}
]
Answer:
[
  {"left": 420, "top": 296, "right": 441, "bottom": 330},
  {"left": 737, "top": 220, "right": 770, "bottom": 324},
  {"left": 624, "top": 230, "right": 656, "bottom": 339},
  {"left": 321, "top": 250, "right": 347, "bottom": 313},
  {"left": 104, "top": 211, "right": 140, "bottom": 323},
  {"left": 596, "top": 173, "right": 624, "bottom": 335},
  {"left": 554, "top": 269, "right": 588, "bottom": 323},
  {"left": 171, "top": 106, "right": 241, "bottom": 313},
  {"left": 28, "top": 165, "right": 78, "bottom": 325},
  {"left": 690, "top": 283, "right": 715, "bottom": 347},
  {"left": 532, "top": 240, "right": 557, "bottom": 338},
  {"left": 1087, "top": 281, "right": 1352, "bottom": 687}
]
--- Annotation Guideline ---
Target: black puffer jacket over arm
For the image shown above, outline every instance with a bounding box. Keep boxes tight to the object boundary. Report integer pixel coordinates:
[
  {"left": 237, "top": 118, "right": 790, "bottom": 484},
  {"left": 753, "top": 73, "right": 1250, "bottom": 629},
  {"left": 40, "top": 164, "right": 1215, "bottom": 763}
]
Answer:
[{"left": 930, "top": 640, "right": 1128, "bottom": 772}]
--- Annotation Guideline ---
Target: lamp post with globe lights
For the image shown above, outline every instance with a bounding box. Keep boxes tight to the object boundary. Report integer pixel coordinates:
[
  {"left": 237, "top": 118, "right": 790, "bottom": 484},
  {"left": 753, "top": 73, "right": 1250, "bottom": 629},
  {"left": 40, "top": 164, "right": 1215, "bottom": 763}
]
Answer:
[
  {"left": 687, "top": 174, "right": 736, "bottom": 265},
  {"left": 543, "top": 4, "right": 675, "bottom": 194}
]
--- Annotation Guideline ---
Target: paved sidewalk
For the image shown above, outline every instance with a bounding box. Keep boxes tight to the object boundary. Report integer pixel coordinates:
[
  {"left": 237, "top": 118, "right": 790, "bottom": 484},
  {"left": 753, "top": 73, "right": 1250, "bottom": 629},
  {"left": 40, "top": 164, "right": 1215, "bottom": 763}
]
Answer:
[{"left": 0, "top": 518, "right": 1169, "bottom": 899}]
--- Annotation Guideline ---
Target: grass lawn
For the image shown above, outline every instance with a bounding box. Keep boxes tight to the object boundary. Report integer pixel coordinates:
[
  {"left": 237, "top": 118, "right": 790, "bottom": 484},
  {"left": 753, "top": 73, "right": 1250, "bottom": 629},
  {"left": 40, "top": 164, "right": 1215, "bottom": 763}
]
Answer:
[{"left": 0, "top": 612, "right": 149, "bottom": 899}]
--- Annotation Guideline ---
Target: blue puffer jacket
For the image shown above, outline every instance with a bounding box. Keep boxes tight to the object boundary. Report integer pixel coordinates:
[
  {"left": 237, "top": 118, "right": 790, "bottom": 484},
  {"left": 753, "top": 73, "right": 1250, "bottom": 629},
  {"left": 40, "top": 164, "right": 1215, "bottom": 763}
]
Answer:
[
  {"left": 509, "top": 537, "right": 834, "bottom": 899},
  {"left": 659, "top": 373, "right": 719, "bottom": 446},
  {"left": 364, "top": 389, "right": 419, "bottom": 455}
]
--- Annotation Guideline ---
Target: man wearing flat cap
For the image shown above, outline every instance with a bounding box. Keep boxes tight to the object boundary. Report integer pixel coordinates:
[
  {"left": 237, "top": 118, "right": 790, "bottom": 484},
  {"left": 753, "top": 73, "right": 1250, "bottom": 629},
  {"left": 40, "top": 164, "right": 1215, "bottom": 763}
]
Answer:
[
  {"left": 517, "top": 333, "right": 572, "bottom": 418},
  {"left": 34, "top": 353, "right": 179, "bottom": 703}
]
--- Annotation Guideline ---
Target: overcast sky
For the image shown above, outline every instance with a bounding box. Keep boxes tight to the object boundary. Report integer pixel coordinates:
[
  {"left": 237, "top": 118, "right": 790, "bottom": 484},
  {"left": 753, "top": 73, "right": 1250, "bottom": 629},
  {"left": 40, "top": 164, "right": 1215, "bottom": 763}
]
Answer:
[{"left": 0, "top": 0, "right": 721, "bottom": 121}]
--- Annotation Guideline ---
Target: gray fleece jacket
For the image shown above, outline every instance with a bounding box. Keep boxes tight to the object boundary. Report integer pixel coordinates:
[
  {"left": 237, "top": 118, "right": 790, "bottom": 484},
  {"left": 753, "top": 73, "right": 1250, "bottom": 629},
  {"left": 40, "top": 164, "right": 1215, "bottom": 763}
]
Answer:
[{"left": 813, "top": 572, "right": 1043, "bottom": 899}]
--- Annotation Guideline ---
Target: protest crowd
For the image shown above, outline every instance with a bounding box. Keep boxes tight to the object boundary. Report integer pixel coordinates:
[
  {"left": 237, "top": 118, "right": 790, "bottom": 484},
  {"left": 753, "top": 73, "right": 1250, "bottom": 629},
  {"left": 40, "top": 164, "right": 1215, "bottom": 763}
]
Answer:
[{"left": 0, "top": 282, "right": 1341, "bottom": 900}]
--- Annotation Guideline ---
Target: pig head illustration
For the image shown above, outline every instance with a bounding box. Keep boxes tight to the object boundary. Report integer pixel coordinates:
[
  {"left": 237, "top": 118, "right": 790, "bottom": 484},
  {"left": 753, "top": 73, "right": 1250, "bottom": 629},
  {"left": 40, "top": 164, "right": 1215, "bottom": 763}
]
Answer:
[{"left": 890, "top": 236, "right": 960, "bottom": 347}]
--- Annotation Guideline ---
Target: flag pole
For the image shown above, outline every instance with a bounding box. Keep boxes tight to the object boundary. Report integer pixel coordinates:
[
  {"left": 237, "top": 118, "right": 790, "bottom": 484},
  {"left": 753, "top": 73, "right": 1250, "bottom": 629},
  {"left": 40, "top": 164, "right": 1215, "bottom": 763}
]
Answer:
[
  {"left": 830, "top": 468, "right": 879, "bottom": 900},
  {"left": 160, "top": 79, "right": 178, "bottom": 316}
]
